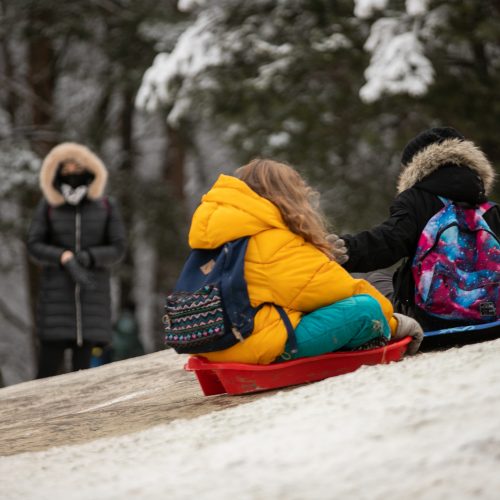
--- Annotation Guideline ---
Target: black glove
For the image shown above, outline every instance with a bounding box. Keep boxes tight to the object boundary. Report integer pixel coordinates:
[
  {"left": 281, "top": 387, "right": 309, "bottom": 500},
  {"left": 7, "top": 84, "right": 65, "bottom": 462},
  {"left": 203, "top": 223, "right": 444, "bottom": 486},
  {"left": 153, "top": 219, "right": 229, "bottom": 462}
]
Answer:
[
  {"left": 64, "top": 257, "right": 96, "bottom": 289},
  {"left": 76, "top": 250, "right": 93, "bottom": 268}
]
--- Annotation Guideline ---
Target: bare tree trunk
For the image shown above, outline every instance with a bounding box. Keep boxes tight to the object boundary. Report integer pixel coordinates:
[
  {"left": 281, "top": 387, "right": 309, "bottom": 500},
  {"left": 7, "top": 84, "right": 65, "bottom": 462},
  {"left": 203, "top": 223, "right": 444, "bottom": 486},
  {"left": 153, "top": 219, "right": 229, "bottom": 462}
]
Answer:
[
  {"left": 0, "top": 0, "right": 18, "bottom": 129},
  {"left": 86, "top": 81, "right": 113, "bottom": 150},
  {"left": 117, "top": 85, "right": 136, "bottom": 309},
  {"left": 147, "top": 121, "right": 188, "bottom": 350},
  {"left": 27, "top": 6, "right": 57, "bottom": 156},
  {"left": 164, "top": 123, "right": 186, "bottom": 201},
  {"left": 24, "top": 6, "right": 59, "bottom": 376}
]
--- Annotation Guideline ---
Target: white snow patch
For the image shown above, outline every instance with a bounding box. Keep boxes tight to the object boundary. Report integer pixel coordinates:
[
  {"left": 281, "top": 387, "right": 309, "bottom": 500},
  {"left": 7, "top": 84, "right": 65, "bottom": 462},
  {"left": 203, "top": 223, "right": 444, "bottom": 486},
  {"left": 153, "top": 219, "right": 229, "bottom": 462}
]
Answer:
[
  {"left": 354, "top": 0, "right": 389, "bottom": 19},
  {"left": 2, "top": 339, "right": 500, "bottom": 499},
  {"left": 268, "top": 131, "right": 291, "bottom": 148},
  {"left": 177, "top": 0, "right": 206, "bottom": 13},
  {"left": 0, "top": 143, "right": 39, "bottom": 197},
  {"left": 406, "top": 0, "right": 430, "bottom": 16},
  {"left": 75, "top": 389, "right": 160, "bottom": 414},
  {"left": 360, "top": 19, "right": 434, "bottom": 102},
  {"left": 312, "top": 33, "right": 352, "bottom": 52}
]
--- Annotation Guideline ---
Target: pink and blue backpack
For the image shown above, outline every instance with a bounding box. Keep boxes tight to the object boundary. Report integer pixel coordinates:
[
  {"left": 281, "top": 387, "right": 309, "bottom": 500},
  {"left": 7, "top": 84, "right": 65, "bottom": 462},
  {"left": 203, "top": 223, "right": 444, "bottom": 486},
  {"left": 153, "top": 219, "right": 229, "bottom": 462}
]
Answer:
[{"left": 412, "top": 197, "right": 499, "bottom": 323}]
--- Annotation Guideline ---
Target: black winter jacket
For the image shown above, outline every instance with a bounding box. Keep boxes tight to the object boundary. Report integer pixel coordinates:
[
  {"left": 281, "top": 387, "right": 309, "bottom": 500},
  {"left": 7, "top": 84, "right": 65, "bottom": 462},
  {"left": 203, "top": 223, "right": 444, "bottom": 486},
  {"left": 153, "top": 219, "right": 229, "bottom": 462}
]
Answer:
[
  {"left": 28, "top": 197, "right": 126, "bottom": 344},
  {"left": 342, "top": 139, "right": 499, "bottom": 331}
]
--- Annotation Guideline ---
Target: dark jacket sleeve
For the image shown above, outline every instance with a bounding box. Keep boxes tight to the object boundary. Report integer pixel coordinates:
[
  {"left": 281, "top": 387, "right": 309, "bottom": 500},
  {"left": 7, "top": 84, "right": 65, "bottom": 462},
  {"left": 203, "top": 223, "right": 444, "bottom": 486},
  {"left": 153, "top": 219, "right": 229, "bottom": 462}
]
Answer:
[
  {"left": 87, "top": 199, "right": 127, "bottom": 268},
  {"left": 341, "top": 190, "right": 431, "bottom": 273},
  {"left": 484, "top": 203, "right": 500, "bottom": 239},
  {"left": 27, "top": 200, "right": 66, "bottom": 266}
]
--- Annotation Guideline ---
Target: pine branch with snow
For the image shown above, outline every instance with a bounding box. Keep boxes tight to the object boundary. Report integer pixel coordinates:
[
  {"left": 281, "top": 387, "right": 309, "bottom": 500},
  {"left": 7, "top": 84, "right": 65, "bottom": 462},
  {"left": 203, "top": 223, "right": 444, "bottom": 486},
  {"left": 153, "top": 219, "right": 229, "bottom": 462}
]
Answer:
[{"left": 356, "top": 0, "right": 435, "bottom": 102}]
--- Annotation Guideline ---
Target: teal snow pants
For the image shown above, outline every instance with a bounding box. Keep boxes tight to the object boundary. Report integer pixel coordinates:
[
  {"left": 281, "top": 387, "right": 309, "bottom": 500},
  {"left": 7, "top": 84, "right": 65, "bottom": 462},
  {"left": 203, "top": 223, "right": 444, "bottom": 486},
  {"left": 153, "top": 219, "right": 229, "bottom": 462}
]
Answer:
[{"left": 278, "top": 294, "right": 391, "bottom": 361}]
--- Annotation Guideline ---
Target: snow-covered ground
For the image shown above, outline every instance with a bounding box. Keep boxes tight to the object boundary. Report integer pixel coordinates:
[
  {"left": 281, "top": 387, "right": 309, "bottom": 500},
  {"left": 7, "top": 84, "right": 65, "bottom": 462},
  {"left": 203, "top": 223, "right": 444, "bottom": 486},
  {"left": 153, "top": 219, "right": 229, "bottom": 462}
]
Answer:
[{"left": 2, "top": 338, "right": 500, "bottom": 500}]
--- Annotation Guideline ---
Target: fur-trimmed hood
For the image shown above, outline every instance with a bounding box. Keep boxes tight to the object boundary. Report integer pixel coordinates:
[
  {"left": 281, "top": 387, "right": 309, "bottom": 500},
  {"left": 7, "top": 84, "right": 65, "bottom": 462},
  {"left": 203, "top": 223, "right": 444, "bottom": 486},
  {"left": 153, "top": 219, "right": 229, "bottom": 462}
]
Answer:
[
  {"left": 40, "top": 142, "right": 108, "bottom": 206},
  {"left": 397, "top": 138, "right": 496, "bottom": 195}
]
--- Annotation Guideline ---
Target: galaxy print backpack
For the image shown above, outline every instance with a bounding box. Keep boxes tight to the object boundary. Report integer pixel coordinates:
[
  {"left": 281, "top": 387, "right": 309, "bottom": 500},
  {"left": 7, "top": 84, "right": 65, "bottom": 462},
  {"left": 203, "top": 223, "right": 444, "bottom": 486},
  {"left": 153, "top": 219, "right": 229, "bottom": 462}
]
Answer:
[{"left": 412, "top": 197, "right": 500, "bottom": 323}]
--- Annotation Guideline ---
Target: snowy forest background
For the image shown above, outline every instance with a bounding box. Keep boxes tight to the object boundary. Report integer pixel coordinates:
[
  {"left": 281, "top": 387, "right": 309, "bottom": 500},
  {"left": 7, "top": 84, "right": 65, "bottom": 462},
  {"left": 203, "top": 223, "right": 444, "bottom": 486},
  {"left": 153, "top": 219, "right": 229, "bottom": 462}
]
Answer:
[{"left": 0, "top": 0, "right": 499, "bottom": 386}]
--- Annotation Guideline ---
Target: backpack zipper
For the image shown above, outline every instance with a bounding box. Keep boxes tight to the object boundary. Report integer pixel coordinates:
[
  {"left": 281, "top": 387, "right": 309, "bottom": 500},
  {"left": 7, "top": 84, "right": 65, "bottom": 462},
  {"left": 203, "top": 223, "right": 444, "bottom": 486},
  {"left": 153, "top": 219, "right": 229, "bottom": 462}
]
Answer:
[
  {"left": 420, "top": 222, "right": 499, "bottom": 262},
  {"left": 75, "top": 206, "right": 83, "bottom": 347},
  {"left": 231, "top": 327, "right": 244, "bottom": 342}
]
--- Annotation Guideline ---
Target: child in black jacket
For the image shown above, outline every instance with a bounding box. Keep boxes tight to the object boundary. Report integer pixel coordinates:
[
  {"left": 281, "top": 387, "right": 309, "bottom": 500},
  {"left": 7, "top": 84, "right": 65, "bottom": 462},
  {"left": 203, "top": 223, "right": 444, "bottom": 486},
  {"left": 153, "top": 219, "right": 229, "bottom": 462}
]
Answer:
[{"left": 340, "top": 127, "right": 500, "bottom": 331}]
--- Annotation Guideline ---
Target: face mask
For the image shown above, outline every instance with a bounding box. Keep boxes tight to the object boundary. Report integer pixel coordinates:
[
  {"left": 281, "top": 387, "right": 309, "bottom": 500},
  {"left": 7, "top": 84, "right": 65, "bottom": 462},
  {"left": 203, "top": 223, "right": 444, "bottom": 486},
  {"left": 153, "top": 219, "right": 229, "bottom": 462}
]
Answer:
[
  {"left": 60, "top": 173, "right": 91, "bottom": 189},
  {"left": 61, "top": 184, "right": 88, "bottom": 205}
]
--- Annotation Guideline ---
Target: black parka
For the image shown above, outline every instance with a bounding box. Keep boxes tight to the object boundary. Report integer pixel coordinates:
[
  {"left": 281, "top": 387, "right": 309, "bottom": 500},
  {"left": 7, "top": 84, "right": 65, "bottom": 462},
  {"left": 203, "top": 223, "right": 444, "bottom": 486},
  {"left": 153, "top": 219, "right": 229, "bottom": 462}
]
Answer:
[
  {"left": 27, "top": 143, "right": 126, "bottom": 344},
  {"left": 342, "top": 139, "right": 499, "bottom": 330}
]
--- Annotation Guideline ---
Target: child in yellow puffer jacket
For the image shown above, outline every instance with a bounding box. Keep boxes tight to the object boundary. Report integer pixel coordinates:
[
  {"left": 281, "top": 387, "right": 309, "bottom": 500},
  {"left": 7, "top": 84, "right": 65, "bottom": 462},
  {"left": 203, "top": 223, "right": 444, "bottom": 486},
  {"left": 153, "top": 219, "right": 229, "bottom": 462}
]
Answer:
[{"left": 188, "top": 159, "right": 423, "bottom": 364}]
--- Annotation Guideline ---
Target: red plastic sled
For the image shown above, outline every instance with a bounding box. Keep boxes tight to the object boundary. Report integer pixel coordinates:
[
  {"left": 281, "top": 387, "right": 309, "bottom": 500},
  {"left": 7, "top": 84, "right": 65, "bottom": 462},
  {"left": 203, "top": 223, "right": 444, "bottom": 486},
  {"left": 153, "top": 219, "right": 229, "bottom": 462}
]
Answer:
[{"left": 185, "top": 337, "right": 411, "bottom": 396}]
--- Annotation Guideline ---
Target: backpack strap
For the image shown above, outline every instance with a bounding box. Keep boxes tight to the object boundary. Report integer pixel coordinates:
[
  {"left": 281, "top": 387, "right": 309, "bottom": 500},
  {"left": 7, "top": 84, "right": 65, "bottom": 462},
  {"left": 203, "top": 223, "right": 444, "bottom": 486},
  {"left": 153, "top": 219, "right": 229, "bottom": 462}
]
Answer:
[
  {"left": 438, "top": 196, "right": 496, "bottom": 217},
  {"left": 477, "top": 201, "right": 496, "bottom": 217},
  {"left": 274, "top": 305, "right": 298, "bottom": 354},
  {"left": 437, "top": 196, "right": 451, "bottom": 206},
  {"left": 220, "top": 238, "right": 298, "bottom": 353},
  {"left": 220, "top": 238, "right": 252, "bottom": 336},
  {"left": 102, "top": 196, "right": 111, "bottom": 214}
]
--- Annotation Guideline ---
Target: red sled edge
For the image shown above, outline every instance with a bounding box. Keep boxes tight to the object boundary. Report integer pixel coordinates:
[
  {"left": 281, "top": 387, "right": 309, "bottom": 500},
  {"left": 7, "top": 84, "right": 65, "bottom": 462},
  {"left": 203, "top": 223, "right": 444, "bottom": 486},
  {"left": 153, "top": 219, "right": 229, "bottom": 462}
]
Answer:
[{"left": 184, "top": 337, "right": 411, "bottom": 396}]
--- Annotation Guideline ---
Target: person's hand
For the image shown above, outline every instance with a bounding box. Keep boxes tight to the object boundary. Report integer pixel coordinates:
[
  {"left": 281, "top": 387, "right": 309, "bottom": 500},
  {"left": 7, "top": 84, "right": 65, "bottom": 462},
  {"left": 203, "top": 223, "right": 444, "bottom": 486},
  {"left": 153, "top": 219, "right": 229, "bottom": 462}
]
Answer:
[
  {"left": 76, "top": 250, "right": 93, "bottom": 268},
  {"left": 326, "top": 233, "right": 349, "bottom": 264},
  {"left": 393, "top": 313, "right": 424, "bottom": 355},
  {"left": 63, "top": 257, "right": 96, "bottom": 289},
  {"left": 60, "top": 250, "right": 74, "bottom": 264}
]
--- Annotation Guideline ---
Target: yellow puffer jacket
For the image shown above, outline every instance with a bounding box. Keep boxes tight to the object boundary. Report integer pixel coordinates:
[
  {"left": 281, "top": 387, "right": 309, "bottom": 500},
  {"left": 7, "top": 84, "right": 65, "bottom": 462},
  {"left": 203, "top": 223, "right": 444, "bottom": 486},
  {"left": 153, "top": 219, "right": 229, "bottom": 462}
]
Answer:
[{"left": 189, "top": 174, "right": 397, "bottom": 364}]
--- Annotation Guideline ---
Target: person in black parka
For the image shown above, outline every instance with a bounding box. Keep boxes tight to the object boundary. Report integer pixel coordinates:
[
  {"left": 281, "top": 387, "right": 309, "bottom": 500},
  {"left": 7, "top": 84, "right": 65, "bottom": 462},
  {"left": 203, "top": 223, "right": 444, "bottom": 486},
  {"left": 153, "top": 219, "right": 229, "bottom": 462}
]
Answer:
[
  {"left": 27, "top": 142, "right": 126, "bottom": 378},
  {"left": 340, "top": 127, "right": 499, "bottom": 331}
]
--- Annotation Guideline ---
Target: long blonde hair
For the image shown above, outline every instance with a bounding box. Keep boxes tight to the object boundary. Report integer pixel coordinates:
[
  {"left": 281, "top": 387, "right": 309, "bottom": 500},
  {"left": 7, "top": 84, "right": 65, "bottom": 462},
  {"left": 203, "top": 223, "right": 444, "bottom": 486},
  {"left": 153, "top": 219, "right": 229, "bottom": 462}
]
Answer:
[{"left": 235, "top": 159, "right": 333, "bottom": 258}]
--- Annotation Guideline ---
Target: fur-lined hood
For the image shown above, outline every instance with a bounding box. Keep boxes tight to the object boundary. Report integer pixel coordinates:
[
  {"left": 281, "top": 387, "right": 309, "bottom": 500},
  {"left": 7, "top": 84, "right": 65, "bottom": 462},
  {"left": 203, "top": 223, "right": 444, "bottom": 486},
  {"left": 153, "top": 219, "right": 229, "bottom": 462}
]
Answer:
[
  {"left": 40, "top": 142, "right": 108, "bottom": 206},
  {"left": 397, "top": 138, "right": 496, "bottom": 195}
]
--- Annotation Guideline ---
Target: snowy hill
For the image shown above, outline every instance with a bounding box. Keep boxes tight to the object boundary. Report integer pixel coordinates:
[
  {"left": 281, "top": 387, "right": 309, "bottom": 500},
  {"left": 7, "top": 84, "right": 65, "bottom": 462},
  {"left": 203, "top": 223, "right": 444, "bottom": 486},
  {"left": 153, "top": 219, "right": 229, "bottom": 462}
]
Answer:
[{"left": 1, "top": 340, "right": 500, "bottom": 499}]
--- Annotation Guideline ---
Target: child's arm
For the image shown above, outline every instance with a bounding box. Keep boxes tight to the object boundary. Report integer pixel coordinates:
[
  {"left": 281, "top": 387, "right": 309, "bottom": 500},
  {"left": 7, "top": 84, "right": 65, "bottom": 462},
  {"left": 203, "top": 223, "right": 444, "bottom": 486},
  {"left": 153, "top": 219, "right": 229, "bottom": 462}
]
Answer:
[{"left": 341, "top": 191, "right": 423, "bottom": 272}]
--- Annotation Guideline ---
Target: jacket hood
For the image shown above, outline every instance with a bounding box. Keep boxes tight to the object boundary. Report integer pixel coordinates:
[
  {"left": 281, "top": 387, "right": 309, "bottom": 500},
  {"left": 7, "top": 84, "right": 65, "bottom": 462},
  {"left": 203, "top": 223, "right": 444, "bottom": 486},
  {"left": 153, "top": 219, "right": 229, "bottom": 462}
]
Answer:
[
  {"left": 189, "top": 174, "right": 287, "bottom": 249},
  {"left": 397, "top": 138, "right": 496, "bottom": 196},
  {"left": 40, "top": 142, "right": 108, "bottom": 206},
  {"left": 414, "top": 165, "right": 487, "bottom": 205}
]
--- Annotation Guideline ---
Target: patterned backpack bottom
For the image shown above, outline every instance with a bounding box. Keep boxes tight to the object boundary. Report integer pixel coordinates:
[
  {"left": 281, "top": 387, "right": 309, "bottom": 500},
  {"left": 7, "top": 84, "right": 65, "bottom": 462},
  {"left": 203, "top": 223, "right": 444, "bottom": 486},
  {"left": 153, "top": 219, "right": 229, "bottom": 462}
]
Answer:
[{"left": 163, "top": 285, "right": 226, "bottom": 350}]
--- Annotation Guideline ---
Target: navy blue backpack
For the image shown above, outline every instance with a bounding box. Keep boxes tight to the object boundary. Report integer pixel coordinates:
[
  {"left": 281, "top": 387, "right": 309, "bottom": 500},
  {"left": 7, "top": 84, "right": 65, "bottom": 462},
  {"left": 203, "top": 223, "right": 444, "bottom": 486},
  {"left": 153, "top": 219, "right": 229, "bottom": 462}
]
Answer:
[{"left": 163, "top": 237, "right": 297, "bottom": 355}]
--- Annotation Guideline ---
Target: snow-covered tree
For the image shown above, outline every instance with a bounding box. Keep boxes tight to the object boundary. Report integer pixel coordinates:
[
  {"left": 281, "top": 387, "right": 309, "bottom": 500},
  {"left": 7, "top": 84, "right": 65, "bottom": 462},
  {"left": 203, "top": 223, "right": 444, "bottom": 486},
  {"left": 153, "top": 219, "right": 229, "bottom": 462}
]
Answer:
[
  {"left": 356, "top": 0, "right": 434, "bottom": 102},
  {"left": 136, "top": 1, "right": 401, "bottom": 227},
  {"left": 0, "top": 142, "right": 39, "bottom": 199},
  {"left": 356, "top": 0, "right": 500, "bottom": 193},
  {"left": 138, "top": 0, "right": 500, "bottom": 223}
]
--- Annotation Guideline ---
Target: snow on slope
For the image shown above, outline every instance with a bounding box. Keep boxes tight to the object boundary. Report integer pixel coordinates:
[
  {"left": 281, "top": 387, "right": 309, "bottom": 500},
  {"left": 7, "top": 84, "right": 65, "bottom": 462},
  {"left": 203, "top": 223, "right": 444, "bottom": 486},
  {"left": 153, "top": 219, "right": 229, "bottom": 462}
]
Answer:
[{"left": 2, "top": 338, "right": 500, "bottom": 500}]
